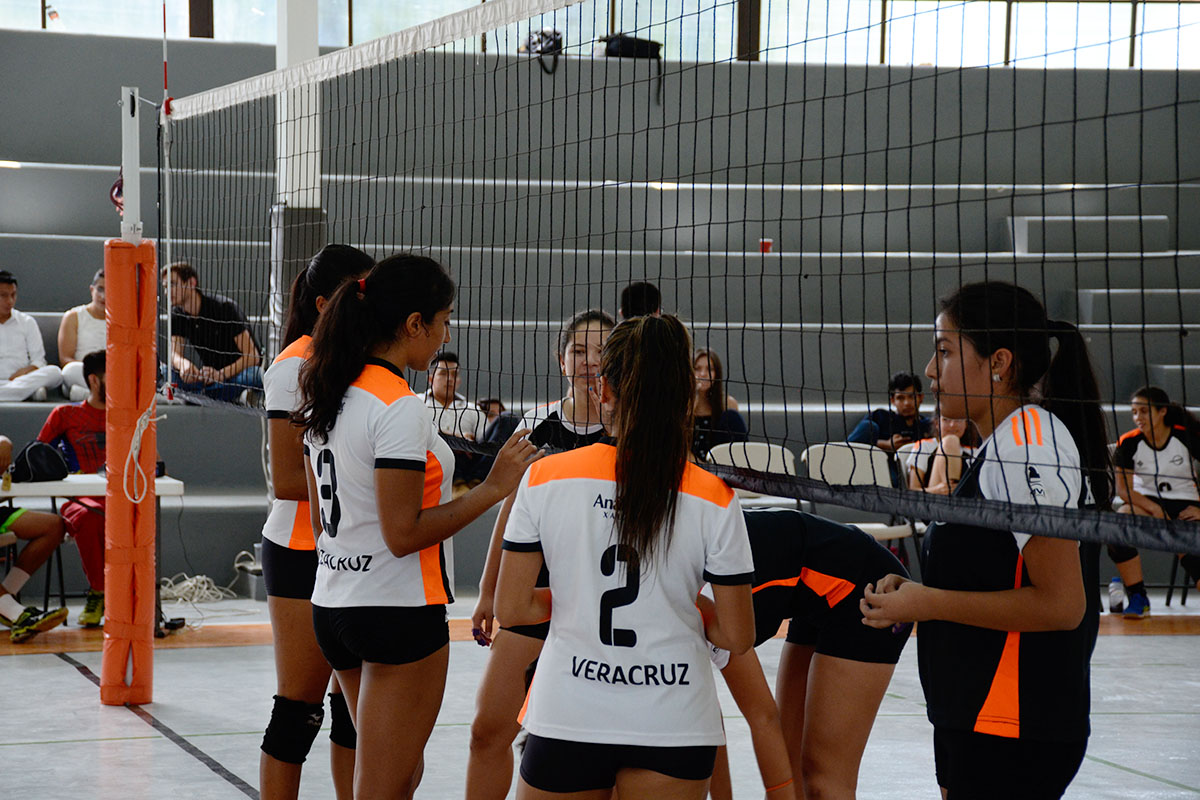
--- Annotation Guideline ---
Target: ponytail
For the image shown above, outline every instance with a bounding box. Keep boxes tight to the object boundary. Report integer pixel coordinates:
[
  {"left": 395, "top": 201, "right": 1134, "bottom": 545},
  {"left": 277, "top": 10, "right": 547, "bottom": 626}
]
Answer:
[
  {"left": 941, "top": 282, "right": 1111, "bottom": 510},
  {"left": 295, "top": 253, "right": 455, "bottom": 443},
  {"left": 601, "top": 315, "right": 694, "bottom": 565},
  {"left": 281, "top": 244, "right": 374, "bottom": 347}
]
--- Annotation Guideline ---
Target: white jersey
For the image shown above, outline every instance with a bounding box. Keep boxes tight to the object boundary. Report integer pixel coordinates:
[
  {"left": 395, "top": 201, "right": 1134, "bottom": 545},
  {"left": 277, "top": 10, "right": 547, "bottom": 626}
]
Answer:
[
  {"left": 261, "top": 336, "right": 315, "bottom": 550},
  {"left": 503, "top": 443, "right": 754, "bottom": 747},
  {"left": 308, "top": 359, "right": 456, "bottom": 608},
  {"left": 423, "top": 390, "right": 487, "bottom": 441},
  {"left": 1114, "top": 427, "right": 1200, "bottom": 502},
  {"left": 976, "top": 405, "right": 1083, "bottom": 552}
]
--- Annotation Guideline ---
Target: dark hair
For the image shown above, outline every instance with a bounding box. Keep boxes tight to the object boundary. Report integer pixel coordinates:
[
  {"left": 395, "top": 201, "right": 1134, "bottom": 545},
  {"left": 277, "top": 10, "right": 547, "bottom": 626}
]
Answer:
[
  {"left": 0, "top": 270, "right": 16, "bottom": 287},
  {"left": 477, "top": 397, "right": 505, "bottom": 412},
  {"left": 281, "top": 244, "right": 374, "bottom": 346},
  {"left": 81, "top": 350, "right": 106, "bottom": 382},
  {"left": 940, "top": 281, "right": 1111, "bottom": 509},
  {"left": 889, "top": 371, "right": 922, "bottom": 394},
  {"left": 602, "top": 315, "right": 694, "bottom": 565},
  {"left": 557, "top": 309, "right": 616, "bottom": 359},
  {"left": 619, "top": 281, "right": 662, "bottom": 319},
  {"left": 91, "top": 268, "right": 104, "bottom": 284},
  {"left": 432, "top": 351, "right": 459, "bottom": 367},
  {"left": 1131, "top": 386, "right": 1200, "bottom": 438},
  {"left": 296, "top": 253, "right": 456, "bottom": 443},
  {"left": 693, "top": 347, "right": 728, "bottom": 418},
  {"left": 165, "top": 262, "right": 198, "bottom": 284}
]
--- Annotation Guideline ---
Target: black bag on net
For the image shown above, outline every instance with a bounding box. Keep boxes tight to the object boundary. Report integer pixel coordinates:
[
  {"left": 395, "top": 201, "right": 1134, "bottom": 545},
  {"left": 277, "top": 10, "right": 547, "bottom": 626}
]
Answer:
[{"left": 600, "top": 33, "right": 664, "bottom": 104}]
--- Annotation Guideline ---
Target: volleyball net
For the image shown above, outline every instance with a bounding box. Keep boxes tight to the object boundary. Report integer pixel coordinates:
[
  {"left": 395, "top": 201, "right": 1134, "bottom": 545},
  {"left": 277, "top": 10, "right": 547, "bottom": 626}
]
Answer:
[{"left": 162, "top": 0, "right": 1200, "bottom": 553}]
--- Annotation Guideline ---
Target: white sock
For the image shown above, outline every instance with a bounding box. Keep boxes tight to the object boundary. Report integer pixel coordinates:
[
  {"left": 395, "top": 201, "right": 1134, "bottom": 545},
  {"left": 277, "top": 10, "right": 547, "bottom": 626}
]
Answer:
[
  {"left": 0, "top": 593, "right": 25, "bottom": 621},
  {"left": 1, "top": 567, "right": 30, "bottom": 595}
]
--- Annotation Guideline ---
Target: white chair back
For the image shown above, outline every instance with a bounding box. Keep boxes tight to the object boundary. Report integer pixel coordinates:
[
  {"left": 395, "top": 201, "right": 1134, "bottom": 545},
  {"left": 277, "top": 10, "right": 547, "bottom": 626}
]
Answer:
[
  {"left": 706, "top": 442, "right": 797, "bottom": 476},
  {"left": 800, "top": 442, "right": 893, "bottom": 487}
]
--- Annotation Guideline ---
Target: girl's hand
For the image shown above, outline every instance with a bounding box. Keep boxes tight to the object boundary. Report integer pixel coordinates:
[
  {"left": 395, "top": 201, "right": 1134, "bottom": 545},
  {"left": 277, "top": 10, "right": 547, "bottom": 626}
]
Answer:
[
  {"left": 860, "top": 574, "right": 930, "bottom": 629},
  {"left": 482, "top": 428, "right": 544, "bottom": 497},
  {"left": 471, "top": 591, "right": 495, "bottom": 647}
]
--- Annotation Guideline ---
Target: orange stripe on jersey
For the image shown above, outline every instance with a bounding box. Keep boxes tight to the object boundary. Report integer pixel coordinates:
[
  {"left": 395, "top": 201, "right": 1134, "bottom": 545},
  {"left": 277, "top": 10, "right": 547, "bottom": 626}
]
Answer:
[
  {"left": 1118, "top": 428, "right": 1141, "bottom": 444},
  {"left": 272, "top": 334, "right": 311, "bottom": 366},
  {"left": 752, "top": 575, "right": 802, "bottom": 594},
  {"left": 1011, "top": 415, "right": 1023, "bottom": 447},
  {"left": 419, "top": 450, "right": 450, "bottom": 604},
  {"left": 972, "top": 553, "right": 1025, "bottom": 738},
  {"left": 1026, "top": 408, "right": 1044, "bottom": 446},
  {"left": 680, "top": 462, "right": 736, "bottom": 507},
  {"left": 527, "top": 444, "right": 735, "bottom": 507},
  {"left": 285, "top": 499, "right": 316, "bottom": 550},
  {"left": 517, "top": 675, "right": 534, "bottom": 726},
  {"left": 799, "top": 568, "right": 856, "bottom": 608},
  {"left": 351, "top": 364, "right": 415, "bottom": 405}
]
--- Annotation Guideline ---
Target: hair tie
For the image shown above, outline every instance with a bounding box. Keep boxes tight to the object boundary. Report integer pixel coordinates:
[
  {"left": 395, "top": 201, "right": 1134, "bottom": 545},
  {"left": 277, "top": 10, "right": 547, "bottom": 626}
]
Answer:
[{"left": 357, "top": 278, "right": 367, "bottom": 293}]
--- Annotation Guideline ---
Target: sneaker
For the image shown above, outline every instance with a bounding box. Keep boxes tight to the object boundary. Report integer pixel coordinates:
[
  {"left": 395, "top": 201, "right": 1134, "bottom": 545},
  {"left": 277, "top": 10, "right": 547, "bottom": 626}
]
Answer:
[
  {"left": 78, "top": 590, "right": 104, "bottom": 628},
  {"left": 9, "top": 606, "right": 68, "bottom": 643},
  {"left": 1123, "top": 593, "right": 1151, "bottom": 619},
  {"left": 32, "top": 387, "right": 48, "bottom": 402}
]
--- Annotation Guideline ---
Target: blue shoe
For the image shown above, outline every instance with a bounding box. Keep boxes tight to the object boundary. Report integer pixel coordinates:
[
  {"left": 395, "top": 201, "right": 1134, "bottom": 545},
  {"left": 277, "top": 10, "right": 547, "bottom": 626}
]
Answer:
[{"left": 1123, "top": 593, "right": 1151, "bottom": 619}]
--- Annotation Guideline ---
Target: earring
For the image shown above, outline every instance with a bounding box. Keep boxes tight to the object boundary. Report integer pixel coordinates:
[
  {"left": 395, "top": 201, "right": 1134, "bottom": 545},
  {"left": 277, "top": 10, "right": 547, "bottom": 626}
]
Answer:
[{"left": 992, "top": 374, "right": 1001, "bottom": 383}]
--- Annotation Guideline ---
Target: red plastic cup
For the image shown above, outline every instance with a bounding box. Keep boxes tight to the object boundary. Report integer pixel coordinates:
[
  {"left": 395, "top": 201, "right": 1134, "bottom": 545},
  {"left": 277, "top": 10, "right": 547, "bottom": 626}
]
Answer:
[{"left": 759, "top": 238, "right": 774, "bottom": 253}]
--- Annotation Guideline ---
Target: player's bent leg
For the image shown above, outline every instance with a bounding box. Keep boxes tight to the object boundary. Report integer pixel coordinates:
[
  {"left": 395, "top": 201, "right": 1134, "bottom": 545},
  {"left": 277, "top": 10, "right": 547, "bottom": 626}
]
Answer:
[
  {"left": 260, "top": 595, "right": 335, "bottom": 800},
  {"left": 799, "top": 654, "right": 895, "bottom": 800},
  {"left": 7, "top": 509, "right": 66, "bottom": 574},
  {"left": 775, "top": 642, "right": 815, "bottom": 783},
  {"left": 466, "top": 628, "right": 546, "bottom": 800},
  {"left": 355, "top": 645, "right": 449, "bottom": 800}
]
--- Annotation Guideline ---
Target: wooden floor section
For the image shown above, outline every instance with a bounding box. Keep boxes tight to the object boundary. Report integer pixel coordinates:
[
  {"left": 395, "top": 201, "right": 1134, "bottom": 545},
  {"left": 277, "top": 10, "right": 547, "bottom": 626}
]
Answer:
[{"left": 0, "top": 614, "right": 1196, "bottom": 657}]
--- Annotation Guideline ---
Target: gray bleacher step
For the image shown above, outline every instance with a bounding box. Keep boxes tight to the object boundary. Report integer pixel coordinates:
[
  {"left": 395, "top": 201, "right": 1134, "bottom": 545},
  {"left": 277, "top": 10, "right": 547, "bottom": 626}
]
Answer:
[
  {"left": 1145, "top": 365, "right": 1200, "bottom": 404},
  {"left": 1009, "top": 215, "right": 1170, "bottom": 254},
  {"left": 1077, "top": 288, "right": 1200, "bottom": 325}
]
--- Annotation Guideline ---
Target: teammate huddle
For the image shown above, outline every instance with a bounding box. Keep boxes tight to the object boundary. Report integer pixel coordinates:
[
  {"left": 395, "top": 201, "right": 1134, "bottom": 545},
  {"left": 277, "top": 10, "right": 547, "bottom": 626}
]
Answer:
[{"left": 257, "top": 246, "right": 1114, "bottom": 800}]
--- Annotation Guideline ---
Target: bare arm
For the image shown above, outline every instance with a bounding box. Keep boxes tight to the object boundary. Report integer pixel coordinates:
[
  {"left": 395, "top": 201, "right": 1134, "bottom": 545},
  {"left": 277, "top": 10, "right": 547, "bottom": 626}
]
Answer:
[
  {"left": 216, "top": 330, "right": 261, "bottom": 381},
  {"left": 720, "top": 648, "right": 795, "bottom": 800},
  {"left": 495, "top": 548, "right": 552, "bottom": 627},
  {"left": 375, "top": 428, "right": 541, "bottom": 558},
  {"left": 169, "top": 335, "right": 201, "bottom": 380},
  {"left": 471, "top": 490, "right": 518, "bottom": 640},
  {"left": 57, "top": 310, "right": 78, "bottom": 364},
  {"left": 701, "top": 583, "right": 755, "bottom": 654},
  {"left": 861, "top": 534, "right": 1086, "bottom": 632},
  {"left": 1115, "top": 466, "right": 1164, "bottom": 517},
  {"left": 305, "top": 459, "right": 321, "bottom": 537},
  {"left": 268, "top": 418, "right": 308, "bottom": 501}
]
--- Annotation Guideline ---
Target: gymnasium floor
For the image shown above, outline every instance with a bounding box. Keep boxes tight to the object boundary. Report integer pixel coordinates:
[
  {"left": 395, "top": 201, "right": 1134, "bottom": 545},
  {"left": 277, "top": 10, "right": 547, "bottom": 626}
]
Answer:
[{"left": 2, "top": 592, "right": 1197, "bottom": 800}]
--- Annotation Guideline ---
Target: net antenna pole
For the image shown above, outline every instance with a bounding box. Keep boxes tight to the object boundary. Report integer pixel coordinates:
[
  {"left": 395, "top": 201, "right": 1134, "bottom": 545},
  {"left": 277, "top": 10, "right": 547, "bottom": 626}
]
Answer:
[
  {"left": 102, "top": 86, "right": 160, "bottom": 706},
  {"left": 270, "top": 0, "right": 326, "bottom": 361},
  {"left": 161, "top": 0, "right": 174, "bottom": 399}
]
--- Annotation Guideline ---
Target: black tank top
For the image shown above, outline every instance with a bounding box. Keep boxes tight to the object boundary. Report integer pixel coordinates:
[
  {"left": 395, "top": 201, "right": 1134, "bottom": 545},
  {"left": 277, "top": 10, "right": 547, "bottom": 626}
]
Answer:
[{"left": 918, "top": 445, "right": 1096, "bottom": 743}]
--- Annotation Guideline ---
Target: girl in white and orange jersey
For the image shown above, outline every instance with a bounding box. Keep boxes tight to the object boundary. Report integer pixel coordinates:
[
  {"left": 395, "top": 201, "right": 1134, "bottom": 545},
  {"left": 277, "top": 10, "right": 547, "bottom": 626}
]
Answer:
[
  {"left": 258, "top": 244, "right": 372, "bottom": 800},
  {"left": 296, "top": 254, "right": 541, "bottom": 799},
  {"left": 497, "top": 315, "right": 755, "bottom": 799}
]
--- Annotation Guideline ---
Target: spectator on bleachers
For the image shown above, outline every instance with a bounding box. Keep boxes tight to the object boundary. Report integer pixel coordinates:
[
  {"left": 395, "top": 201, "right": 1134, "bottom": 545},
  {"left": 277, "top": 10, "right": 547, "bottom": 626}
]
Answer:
[
  {"left": 0, "top": 433, "right": 70, "bottom": 643},
  {"left": 692, "top": 346, "right": 748, "bottom": 459},
  {"left": 424, "top": 351, "right": 487, "bottom": 492},
  {"left": 619, "top": 280, "right": 662, "bottom": 319},
  {"left": 1111, "top": 385, "right": 1200, "bottom": 619},
  {"left": 0, "top": 270, "right": 64, "bottom": 402},
  {"left": 906, "top": 414, "right": 976, "bottom": 494},
  {"left": 34, "top": 349, "right": 108, "bottom": 628},
  {"left": 477, "top": 397, "right": 506, "bottom": 427},
  {"left": 847, "top": 371, "right": 932, "bottom": 453},
  {"left": 162, "top": 262, "right": 262, "bottom": 404},
  {"left": 57, "top": 268, "right": 107, "bottom": 402}
]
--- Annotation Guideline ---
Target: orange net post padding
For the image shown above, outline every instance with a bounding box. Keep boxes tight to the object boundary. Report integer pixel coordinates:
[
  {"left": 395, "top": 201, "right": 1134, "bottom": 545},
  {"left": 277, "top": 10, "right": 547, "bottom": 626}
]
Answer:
[{"left": 101, "top": 238, "right": 158, "bottom": 706}]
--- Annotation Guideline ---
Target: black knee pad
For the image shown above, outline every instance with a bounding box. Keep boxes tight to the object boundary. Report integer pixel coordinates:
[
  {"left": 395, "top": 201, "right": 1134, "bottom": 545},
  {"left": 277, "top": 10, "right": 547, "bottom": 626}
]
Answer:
[
  {"left": 328, "top": 691, "right": 357, "bottom": 750},
  {"left": 1108, "top": 544, "right": 1139, "bottom": 565},
  {"left": 261, "top": 695, "right": 325, "bottom": 764}
]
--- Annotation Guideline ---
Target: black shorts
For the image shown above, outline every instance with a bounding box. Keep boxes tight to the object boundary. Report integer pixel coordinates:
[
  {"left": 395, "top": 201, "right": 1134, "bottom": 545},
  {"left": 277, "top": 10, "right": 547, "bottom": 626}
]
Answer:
[
  {"left": 519, "top": 734, "right": 716, "bottom": 792},
  {"left": 1146, "top": 496, "right": 1200, "bottom": 520},
  {"left": 934, "top": 728, "right": 1086, "bottom": 800},
  {"left": 261, "top": 537, "right": 318, "bottom": 600},
  {"left": 749, "top": 513, "right": 911, "bottom": 663},
  {"left": 312, "top": 604, "right": 448, "bottom": 671}
]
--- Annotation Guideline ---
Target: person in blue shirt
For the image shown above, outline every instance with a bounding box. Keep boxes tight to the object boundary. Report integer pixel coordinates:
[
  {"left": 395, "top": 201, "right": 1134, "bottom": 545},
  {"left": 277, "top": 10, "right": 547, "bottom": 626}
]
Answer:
[{"left": 847, "top": 371, "right": 932, "bottom": 453}]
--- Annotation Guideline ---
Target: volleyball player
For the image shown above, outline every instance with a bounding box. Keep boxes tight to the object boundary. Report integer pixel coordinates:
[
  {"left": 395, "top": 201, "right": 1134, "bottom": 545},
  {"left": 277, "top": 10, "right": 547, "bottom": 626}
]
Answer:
[
  {"left": 707, "top": 508, "right": 912, "bottom": 800},
  {"left": 1111, "top": 385, "right": 1200, "bottom": 617},
  {"left": 496, "top": 315, "right": 755, "bottom": 799},
  {"left": 906, "top": 414, "right": 975, "bottom": 494},
  {"left": 465, "top": 309, "right": 614, "bottom": 800},
  {"left": 296, "top": 254, "right": 542, "bottom": 799},
  {"left": 257, "top": 244, "right": 371, "bottom": 800},
  {"left": 861, "top": 281, "right": 1110, "bottom": 799}
]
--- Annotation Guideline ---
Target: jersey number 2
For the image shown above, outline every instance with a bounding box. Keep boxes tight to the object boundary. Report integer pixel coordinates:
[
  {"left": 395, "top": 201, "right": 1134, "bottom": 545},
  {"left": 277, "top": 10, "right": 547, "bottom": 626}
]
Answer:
[
  {"left": 599, "top": 544, "right": 640, "bottom": 647},
  {"left": 314, "top": 449, "right": 341, "bottom": 538}
]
